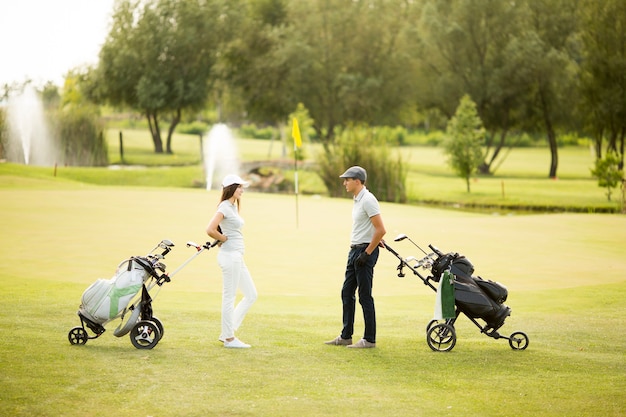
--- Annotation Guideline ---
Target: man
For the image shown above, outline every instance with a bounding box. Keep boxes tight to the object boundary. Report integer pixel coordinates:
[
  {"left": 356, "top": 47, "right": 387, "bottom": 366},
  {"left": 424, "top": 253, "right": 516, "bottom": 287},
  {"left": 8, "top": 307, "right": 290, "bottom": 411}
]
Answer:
[{"left": 325, "top": 166, "right": 386, "bottom": 348}]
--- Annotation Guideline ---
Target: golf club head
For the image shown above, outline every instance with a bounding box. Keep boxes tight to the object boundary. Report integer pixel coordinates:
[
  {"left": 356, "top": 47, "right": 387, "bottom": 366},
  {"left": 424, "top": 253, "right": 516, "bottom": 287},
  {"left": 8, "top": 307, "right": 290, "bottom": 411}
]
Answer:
[
  {"left": 160, "top": 239, "right": 175, "bottom": 248},
  {"left": 394, "top": 234, "right": 408, "bottom": 242}
]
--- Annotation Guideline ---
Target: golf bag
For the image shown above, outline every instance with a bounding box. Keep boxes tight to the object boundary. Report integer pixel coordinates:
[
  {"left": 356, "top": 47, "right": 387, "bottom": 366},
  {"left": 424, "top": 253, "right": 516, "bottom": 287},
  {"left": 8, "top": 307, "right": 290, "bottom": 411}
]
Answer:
[
  {"left": 79, "top": 256, "right": 161, "bottom": 331},
  {"left": 69, "top": 239, "right": 217, "bottom": 349},
  {"left": 385, "top": 235, "right": 529, "bottom": 351},
  {"left": 431, "top": 252, "right": 510, "bottom": 329}
]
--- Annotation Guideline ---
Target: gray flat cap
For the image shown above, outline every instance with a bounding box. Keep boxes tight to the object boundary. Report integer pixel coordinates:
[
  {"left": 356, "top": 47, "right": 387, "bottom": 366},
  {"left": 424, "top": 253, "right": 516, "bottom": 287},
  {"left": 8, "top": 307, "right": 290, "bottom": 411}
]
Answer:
[{"left": 339, "top": 166, "right": 367, "bottom": 182}]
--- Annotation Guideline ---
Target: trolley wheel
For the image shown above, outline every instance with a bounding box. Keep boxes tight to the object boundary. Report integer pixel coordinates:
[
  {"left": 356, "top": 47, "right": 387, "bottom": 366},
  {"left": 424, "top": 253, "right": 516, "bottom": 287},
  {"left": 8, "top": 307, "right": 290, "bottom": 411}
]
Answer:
[
  {"left": 508, "top": 331, "right": 529, "bottom": 350},
  {"left": 68, "top": 327, "right": 88, "bottom": 345},
  {"left": 426, "top": 319, "right": 437, "bottom": 332},
  {"left": 130, "top": 320, "right": 162, "bottom": 349},
  {"left": 426, "top": 323, "right": 456, "bottom": 352},
  {"left": 150, "top": 316, "right": 164, "bottom": 340}
]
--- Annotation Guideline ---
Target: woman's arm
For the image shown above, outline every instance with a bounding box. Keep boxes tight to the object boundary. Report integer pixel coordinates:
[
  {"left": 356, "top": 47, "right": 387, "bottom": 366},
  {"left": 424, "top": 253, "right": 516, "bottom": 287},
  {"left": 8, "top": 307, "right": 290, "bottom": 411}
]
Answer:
[{"left": 206, "top": 212, "right": 227, "bottom": 243}]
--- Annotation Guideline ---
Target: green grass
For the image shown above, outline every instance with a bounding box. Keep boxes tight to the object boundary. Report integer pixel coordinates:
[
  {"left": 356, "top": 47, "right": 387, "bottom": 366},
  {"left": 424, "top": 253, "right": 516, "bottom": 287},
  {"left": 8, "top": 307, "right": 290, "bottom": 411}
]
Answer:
[
  {"left": 106, "top": 129, "right": 204, "bottom": 166},
  {"left": 2, "top": 129, "right": 622, "bottom": 212},
  {"left": 0, "top": 178, "right": 625, "bottom": 416}
]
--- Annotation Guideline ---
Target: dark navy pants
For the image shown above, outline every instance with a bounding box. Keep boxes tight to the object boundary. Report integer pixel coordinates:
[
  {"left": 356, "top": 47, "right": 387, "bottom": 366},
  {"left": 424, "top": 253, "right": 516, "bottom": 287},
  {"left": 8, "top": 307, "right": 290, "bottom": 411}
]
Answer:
[{"left": 341, "top": 245, "right": 379, "bottom": 343}]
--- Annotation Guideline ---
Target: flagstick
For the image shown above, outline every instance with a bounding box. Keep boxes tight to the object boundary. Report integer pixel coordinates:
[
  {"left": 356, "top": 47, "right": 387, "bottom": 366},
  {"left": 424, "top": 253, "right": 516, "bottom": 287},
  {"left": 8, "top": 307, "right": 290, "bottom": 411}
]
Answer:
[
  {"left": 294, "top": 147, "right": 299, "bottom": 228},
  {"left": 291, "top": 117, "right": 302, "bottom": 229}
]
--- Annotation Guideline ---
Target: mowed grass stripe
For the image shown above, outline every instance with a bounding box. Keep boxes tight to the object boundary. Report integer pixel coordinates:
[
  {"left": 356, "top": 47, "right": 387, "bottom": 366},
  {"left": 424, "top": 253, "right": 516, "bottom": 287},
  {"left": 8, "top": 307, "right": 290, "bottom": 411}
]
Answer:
[{"left": 0, "top": 179, "right": 624, "bottom": 416}]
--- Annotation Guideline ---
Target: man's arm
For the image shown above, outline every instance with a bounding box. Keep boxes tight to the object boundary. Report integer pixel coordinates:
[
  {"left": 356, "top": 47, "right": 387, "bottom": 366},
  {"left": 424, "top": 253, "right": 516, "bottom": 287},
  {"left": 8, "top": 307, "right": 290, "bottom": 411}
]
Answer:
[{"left": 366, "top": 214, "right": 386, "bottom": 255}]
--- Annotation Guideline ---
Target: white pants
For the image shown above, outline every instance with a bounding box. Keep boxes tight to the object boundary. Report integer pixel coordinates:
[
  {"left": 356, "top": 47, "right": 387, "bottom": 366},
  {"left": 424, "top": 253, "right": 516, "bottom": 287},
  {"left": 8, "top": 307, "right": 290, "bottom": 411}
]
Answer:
[{"left": 218, "top": 250, "right": 257, "bottom": 340}]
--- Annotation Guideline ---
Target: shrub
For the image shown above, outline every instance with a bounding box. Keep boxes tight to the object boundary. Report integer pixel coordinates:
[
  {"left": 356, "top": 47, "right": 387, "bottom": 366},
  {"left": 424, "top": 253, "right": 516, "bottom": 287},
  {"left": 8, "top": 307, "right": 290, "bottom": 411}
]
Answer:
[
  {"left": 315, "top": 124, "right": 407, "bottom": 203},
  {"left": 57, "top": 108, "right": 108, "bottom": 166},
  {"left": 176, "top": 121, "right": 209, "bottom": 136},
  {"left": 424, "top": 130, "right": 446, "bottom": 146},
  {"left": 590, "top": 151, "right": 624, "bottom": 201},
  {"left": 373, "top": 125, "right": 406, "bottom": 146},
  {"left": 558, "top": 133, "right": 584, "bottom": 147},
  {"left": 238, "top": 123, "right": 276, "bottom": 140}
]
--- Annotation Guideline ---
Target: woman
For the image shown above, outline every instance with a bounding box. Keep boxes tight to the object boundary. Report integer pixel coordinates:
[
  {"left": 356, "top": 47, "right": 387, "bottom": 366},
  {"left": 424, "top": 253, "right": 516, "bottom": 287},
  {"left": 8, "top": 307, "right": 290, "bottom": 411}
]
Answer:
[{"left": 206, "top": 174, "right": 257, "bottom": 348}]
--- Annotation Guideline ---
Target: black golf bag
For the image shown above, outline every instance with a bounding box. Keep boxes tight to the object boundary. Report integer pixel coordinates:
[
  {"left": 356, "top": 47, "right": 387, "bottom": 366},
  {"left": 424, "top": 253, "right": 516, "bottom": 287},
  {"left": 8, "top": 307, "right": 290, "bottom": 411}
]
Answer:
[{"left": 431, "top": 252, "right": 511, "bottom": 330}]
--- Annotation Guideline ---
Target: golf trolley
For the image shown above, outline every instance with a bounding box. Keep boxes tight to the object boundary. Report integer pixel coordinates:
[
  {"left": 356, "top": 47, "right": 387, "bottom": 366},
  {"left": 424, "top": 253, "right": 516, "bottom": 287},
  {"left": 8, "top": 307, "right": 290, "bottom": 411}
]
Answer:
[
  {"left": 385, "top": 234, "right": 529, "bottom": 352},
  {"left": 68, "top": 239, "right": 217, "bottom": 349}
]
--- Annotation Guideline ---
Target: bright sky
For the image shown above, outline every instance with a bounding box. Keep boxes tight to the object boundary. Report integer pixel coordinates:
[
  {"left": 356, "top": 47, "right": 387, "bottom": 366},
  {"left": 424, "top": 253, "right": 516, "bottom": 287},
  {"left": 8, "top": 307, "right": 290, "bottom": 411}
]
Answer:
[{"left": 0, "top": 0, "right": 116, "bottom": 87}]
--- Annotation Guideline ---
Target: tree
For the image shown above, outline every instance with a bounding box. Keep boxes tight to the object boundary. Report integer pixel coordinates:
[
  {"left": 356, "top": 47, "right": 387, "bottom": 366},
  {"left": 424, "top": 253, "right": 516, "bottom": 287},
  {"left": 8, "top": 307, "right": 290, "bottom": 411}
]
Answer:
[
  {"left": 505, "top": 0, "right": 579, "bottom": 179},
  {"left": 415, "top": 0, "right": 526, "bottom": 175},
  {"left": 578, "top": 0, "right": 626, "bottom": 170},
  {"left": 87, "top": 0, "right": 234, "bottom": 153},
  {"left": 221, "top": 0, "right": 293, "bottom": 126},
  {"left": 444, "top": 95, "right": 485, "bottom": 192},
  {"left": 590, "top": 152, "right": 624, "bottom": 202},
  {"left": 275, "top": 0, "right": 419, "bottom": 146}
]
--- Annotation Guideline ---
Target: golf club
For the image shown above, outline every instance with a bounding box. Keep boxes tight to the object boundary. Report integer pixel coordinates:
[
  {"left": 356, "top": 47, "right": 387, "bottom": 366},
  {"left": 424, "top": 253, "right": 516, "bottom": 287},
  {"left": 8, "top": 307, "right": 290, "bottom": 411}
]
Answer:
[{"left": 393, "top": 233, "right": 429, "bottom": 255}]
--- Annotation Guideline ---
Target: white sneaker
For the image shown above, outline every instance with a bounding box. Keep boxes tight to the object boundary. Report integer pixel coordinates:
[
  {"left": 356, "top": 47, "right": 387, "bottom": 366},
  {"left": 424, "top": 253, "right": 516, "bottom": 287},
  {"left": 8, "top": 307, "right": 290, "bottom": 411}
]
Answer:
[
  {"left": 224, "top": 338, "right": 251, "bottom": 348},
  {"left": 347, "top": 338, "right": 376, "bottom": 348}
]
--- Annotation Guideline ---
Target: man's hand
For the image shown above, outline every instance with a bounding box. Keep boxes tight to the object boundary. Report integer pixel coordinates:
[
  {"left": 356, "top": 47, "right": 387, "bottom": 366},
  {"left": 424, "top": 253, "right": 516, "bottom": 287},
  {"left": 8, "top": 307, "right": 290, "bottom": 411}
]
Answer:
[{"left": 355, "top": 251, "right": 369, "bottom": 267}]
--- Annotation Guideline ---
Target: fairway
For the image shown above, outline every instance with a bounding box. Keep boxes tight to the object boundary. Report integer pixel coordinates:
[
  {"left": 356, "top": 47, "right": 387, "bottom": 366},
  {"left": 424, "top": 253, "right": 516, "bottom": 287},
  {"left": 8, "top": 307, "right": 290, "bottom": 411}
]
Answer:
[{"left": 1, "top": 179, "right": 625, "bottom": 416}]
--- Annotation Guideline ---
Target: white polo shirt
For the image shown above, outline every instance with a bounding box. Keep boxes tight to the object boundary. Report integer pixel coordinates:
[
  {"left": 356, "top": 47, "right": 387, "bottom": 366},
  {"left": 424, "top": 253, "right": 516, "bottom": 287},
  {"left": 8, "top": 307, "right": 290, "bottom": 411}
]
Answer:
[
  {"left": 350, "top": 187, "right": 380, "bottom": 245},
  {"left": 217, "top": 200, "right": 245, "bottom": 253}
]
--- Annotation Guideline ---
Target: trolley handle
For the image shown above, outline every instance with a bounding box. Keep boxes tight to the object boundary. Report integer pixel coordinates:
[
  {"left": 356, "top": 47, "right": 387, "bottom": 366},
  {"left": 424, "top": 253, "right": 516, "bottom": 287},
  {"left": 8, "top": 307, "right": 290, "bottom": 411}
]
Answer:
[
  {"left": 428, "top": 244, "right": 444, "bottom": 257},
  {"left": 187, "top": 240, "right": 220, "bottom": 251}
]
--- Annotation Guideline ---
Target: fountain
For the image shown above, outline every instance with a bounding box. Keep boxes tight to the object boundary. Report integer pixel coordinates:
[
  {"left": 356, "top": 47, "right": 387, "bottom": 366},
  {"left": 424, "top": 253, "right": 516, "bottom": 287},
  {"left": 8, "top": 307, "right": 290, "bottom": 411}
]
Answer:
[
  {"left": 5, "top": 85, "right": 57, "bottom": 166},
  {"left": 203, "top": 123, "right": 241, "bottom": 190}
]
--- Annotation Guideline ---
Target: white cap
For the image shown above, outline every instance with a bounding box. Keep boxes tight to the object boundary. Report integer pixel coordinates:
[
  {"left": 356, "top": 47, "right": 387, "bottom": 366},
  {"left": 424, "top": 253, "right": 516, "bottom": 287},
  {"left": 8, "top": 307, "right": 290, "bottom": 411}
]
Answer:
[{"left": 222, "top": 174, "right": 250, "bottom": 188}]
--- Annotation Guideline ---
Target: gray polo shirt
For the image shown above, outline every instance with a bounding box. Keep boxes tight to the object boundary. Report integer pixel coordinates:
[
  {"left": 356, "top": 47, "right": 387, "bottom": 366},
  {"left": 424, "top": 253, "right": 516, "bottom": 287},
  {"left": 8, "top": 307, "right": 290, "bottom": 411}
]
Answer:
[{"left": 350, "top": 187, "right": 380, "bottom": 245}]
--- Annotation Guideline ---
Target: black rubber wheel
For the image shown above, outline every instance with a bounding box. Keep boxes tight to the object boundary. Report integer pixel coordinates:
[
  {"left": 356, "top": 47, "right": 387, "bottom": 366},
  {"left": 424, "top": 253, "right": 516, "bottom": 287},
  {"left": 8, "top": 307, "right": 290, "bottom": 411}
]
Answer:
[
  {"left": 68, "top": 327, "right": 88, "bottom": 345},
  {"left": 426, "top": 323, "right": 456, "bottom": 352},
  {"left": 150, "top": 316, "right": 164, "bottom": 340},
  {"left": 130, "top": 320, "right": 162, "bottom": 349},
  {"left": 426, "top": 319, "right": 437, "bottom": 332},
  {"left": 508, "top": 331, "right": 529, "bottom": 350},
  {"left": 427, "top": 322, "right": 454, "bottom": 345}
]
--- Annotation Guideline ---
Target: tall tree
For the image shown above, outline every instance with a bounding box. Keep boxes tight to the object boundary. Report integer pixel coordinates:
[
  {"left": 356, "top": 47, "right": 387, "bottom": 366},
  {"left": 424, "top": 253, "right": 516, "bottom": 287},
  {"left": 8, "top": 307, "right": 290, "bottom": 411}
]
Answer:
[
  {"left": 221, "top": 0, "right": 295, "bottom": 132},
  {"left": 86, "top": 0, "right": 234, "bottom": 153},
  {"left": 506, "top": 0, "right": 579, "bottom": 178},
  {"left": 415, "top": 0, "right": 526, "bottom": 175},
  {"left": 578, "top": 0, "right": 626, "bottom": 169},
  {"left": 275, "top": 0, "right": 419, "bottom": 147}
]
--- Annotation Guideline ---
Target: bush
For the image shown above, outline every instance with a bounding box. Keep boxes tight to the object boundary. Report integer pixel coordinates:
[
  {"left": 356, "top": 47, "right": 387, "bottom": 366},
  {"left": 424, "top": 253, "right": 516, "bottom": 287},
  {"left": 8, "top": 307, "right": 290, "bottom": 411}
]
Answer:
[
  {"left": 315, "top": 125, "right": 407, "bottom": 203},
  {"left": 557, "top": 133, "right": 591, "bottom": 147},
  {"left": 372, "top": 125, "right": 406, "bottom": 146},
  {"left": 590, "top": 151, "right": 624, "bottom": 201},
  {"left": 57, "top": 108, "right": 108, "bottom": 166},
  {"left": 176, "top": 121, "right": 209, "bottom": 136},
  {"left": 510, "top": 133, "right": 536, "bottom": 148},
  {"left": 424, "top": 130, "right": 446, "bottom": 146},
  {"left": 238, "top": 123, "right": 277, "bottom": 140}
]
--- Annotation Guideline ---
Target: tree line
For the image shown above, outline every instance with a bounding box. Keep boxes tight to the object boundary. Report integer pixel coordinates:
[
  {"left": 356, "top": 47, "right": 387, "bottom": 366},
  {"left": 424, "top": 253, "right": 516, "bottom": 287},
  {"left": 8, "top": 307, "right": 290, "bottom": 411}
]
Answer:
[
  {"left": 60, "top": 0, "right": 626, "bottom": 180},
  {"left": 4, "top": 0, "right": 626, "bottom": 187}
]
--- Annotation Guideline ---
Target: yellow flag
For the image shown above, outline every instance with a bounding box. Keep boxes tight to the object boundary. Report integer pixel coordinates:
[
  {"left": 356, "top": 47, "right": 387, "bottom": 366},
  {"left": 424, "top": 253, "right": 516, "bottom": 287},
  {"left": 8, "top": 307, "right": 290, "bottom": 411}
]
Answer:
[{"left": 292, "top": 117, "right": 302, "bottom": 148}]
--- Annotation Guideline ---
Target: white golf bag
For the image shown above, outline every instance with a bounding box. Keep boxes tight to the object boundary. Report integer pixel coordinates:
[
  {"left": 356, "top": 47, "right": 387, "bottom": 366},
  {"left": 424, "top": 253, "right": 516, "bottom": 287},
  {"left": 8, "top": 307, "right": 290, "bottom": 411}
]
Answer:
[
  {"left": 79, "top": 256, "right": 156, "bottom": 325},
  {"left": 68, "top": 239, "right": 217, "bottom": 349}
]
